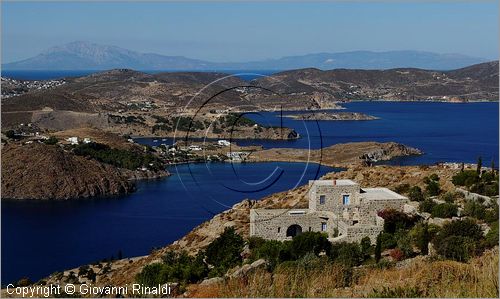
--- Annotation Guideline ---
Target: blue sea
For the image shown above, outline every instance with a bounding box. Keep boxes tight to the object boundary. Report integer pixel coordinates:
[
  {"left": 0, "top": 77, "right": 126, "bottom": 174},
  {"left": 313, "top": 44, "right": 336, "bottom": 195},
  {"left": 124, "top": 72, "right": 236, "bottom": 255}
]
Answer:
[{"left": 1, "top": 70, "right": 498, "bottom": 285}]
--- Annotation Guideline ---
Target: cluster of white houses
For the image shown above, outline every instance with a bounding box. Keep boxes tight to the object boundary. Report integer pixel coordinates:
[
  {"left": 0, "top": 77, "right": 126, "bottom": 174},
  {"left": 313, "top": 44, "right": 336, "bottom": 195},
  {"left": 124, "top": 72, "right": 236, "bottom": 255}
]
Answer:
[{"left": 250, "top": 179, "right": 408, "bottom": 243}]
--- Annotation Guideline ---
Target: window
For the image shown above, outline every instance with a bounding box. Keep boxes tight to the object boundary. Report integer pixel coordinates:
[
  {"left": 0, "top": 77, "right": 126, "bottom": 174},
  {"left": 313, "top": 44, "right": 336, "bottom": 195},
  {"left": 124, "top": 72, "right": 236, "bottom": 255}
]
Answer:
[
  {"left": 278, "top": 227, "right": 281, "bottom": 233},
  {"left": 343, "top": 194, "right": 350, "bottom": 205},
  {"left": 321, "top": 222, "right": 327, "bottom": 231},
  {"left": 319, "top": 195, "right": 326, "bottom": 205}
]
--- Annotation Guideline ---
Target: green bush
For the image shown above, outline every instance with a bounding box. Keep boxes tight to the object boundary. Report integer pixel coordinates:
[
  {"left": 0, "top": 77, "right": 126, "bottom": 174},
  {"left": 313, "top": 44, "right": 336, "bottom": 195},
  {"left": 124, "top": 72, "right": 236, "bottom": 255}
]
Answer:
[
  {"left": 418, "top": 199, "right": 436, "bottom": 213},
  {"left": 289, "top": 231, "right": 331, "bottom": 260},
  {"left": 205, "top": 227, "right": 244, "bottom": 277},
  {"left": 329, "top": 242, "right": 362, "bottom": 267},
  {"left": 409, "top": 222, "right": 431, "bottom": 255},
  {"left": 433, "top": 218, "right": 484, "bottom": 261},
  {"left": 136, "top": 250, "right": 208, "bottom": 287},
  {"left": 463, "top": 200, "right": 486, "bottom": 220},
  {"left": 430, "top": 203, "right": 458, "bottom": 218},
  {"left": 483, "top": 221, "right": 499, "bottom": 248},
  {"left": 249, "top": 239, "right": 285, "bottom": 270},
  {"left": 452, "top": 170, "right": 479, "bottom": 187},
  {"left": 435, "top": 236, "right": 477, "bottom": 262},
  {"left": 378, "top": 232, "right": 397, "bottom": 250},
  {"left": 44, "top": 136, "right": 59, "bottom": 145},
  {"left": 424, "top": 174, "right": 441, "bottom": 196},
  {"left": 408, "top": 186, "right": 424, "bottom": 202}
]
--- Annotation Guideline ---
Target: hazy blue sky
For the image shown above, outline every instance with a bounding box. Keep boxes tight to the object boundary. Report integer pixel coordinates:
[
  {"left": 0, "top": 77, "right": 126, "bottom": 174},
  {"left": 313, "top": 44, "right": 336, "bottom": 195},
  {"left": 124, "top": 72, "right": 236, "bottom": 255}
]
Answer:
[{"left": 2, "top": 1, "right": 498, "bottom": 63}]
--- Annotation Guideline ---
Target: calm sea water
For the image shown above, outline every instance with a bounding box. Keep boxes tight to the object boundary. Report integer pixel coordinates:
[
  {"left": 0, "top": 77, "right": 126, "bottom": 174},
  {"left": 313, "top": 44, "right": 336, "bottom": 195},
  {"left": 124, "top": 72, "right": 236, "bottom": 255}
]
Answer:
[
  {"left": 137, "top": 101, "right": 499, "bottom": 165},
  {"left": 1, "top": 70, "right": 498, "bottom": 285},
  {"left": 2, "top": 162, "right": 336, "bottom": 284}
]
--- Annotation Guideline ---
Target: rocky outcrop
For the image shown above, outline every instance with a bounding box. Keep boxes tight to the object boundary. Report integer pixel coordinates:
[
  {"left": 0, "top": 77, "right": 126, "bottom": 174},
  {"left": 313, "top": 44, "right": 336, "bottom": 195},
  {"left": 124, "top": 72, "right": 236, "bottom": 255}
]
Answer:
[{"left": 247, "top": 141, "right": 422, "bottom": 167}]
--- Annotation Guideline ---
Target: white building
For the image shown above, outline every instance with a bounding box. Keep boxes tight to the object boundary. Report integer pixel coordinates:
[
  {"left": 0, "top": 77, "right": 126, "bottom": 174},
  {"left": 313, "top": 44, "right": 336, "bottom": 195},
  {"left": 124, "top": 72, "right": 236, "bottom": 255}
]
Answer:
[{"left": 66, "top": 137, "right": 79, "bottom": 145}]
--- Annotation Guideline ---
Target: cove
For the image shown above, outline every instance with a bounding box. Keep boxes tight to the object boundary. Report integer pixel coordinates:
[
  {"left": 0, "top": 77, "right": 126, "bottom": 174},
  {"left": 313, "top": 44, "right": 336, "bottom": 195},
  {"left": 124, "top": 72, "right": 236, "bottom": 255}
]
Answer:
[{"left": 1, "top": 162, "right": 337, "bottom": 284}]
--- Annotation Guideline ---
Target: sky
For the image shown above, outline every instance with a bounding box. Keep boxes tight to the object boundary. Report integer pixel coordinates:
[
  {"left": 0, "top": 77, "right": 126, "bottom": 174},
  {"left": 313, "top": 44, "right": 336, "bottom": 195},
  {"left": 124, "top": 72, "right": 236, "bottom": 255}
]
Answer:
[{"left": 1, "top": 1, "right": 498, "bottom": 63}]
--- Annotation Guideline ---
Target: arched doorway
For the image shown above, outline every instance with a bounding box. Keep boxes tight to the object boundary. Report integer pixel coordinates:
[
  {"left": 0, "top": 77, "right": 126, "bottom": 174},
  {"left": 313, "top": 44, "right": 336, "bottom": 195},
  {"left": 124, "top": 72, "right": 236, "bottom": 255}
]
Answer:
[{"left": 286, "top": 224, "right": 302, "bottom": 237}]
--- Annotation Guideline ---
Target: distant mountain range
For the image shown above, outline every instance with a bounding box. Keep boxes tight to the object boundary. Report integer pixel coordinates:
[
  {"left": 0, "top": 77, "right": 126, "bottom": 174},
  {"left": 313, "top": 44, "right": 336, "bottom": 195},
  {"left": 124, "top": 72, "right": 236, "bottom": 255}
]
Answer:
[{"left": 2, "top": 41, "right": 489, "bottom": 71}]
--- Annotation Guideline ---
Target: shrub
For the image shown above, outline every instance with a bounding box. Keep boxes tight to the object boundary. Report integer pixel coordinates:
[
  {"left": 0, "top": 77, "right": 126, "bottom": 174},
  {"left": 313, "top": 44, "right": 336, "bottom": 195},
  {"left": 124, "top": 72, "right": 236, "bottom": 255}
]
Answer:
[
  {"left": 360, "top": 236, "right": 372, "bottom": 259},
  {"left": 430, "top": 203, "right": 458, "bottom": 218},
  {"left": 418, "top": 199, "right": 436, "bottom": 213},
  {"left": 329, "top": 242, "right": 362, "bottom": 267},
  {"left": 205, "top": 227, "right": 244, "bottom": 277},
  {"left": 424, "top": 174, "right": 441, "bottom": 196},
  {"left": 249, "top": 239, "right": 285, "bottom": 270},
  {"left": 433, "top": 219, "right": 484, "bottom": 261},
  {"left": 378, "top": 232, "right": 397, "bottom": 250},
  {"left": 435, "top": 236, "right": 477, "bottom": 262},
  {"left": 389, "top": 248, "right": 404, "bottom": 261},
  {"left": 409, "top": 222, "right": 431, "bottom": 255},
  {"left": 408, "top": 186, "right": 424, "bottom": 202},
  {"left": 136, "top": 263, "right": 168, "bottom": 286},
  {"left": 452, "top": 170, "right": 479, "bottom": 187},
  {"left": 395, "top": 230, "right": 413, "bottom": 258},
  {"left": 136, "top": 250, "right": 208, "bottom": 287},
  {"left": 463, "top": 200, "right": 486, "bottom": 220},
  {"left": 394, "top": 183, "right": 410, "bottom": 194},
  {"left": 440, "top": 191, "right": 457, "bottom": 203},
  {"left": 483, "top": 221, "right": 499, "bottom": 248},
  {"left": 44, "top": 136, "right": 59, "bottom": 145},
  {"left": 484, "top": 202, "right": 499, "bottom": 224},
  {"left": 289, "top": 232, "right": 331, "bottom": 260}
]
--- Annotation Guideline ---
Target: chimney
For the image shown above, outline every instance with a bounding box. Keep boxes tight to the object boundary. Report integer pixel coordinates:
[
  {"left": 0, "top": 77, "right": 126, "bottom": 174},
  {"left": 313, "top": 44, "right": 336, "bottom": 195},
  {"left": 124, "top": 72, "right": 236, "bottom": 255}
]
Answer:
[{"left": 333, "top": 179, "right": 336, "bottom": 186}]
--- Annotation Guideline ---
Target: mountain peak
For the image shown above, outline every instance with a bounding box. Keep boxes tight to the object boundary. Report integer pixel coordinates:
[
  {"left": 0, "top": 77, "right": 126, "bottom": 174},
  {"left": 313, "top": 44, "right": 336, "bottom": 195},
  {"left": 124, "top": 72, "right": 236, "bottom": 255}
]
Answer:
[{"left": 3, "top": 42, "right": 489, "bottom": 71}]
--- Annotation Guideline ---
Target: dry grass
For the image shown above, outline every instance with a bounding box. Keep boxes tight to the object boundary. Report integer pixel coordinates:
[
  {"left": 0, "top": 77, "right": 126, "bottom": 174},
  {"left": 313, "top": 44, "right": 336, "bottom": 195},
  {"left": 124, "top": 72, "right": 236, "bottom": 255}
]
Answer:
[{"left": 188, "top": 247, "right": 499, "bottom": 298}]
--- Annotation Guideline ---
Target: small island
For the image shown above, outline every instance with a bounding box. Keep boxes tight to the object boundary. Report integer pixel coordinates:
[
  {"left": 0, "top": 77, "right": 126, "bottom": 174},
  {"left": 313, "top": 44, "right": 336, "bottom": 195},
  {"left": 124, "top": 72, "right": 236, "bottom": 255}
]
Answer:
[{"left": 284, "top": 112, "right": 379, "bottom": 121}]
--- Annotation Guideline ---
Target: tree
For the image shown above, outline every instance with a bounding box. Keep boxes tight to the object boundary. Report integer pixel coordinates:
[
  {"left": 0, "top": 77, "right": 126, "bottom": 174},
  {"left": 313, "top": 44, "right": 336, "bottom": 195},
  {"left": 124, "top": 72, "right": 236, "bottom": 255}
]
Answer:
[
  {"left": 491, "top": 159, "right": 496, "bottom": 175},
  {"left": 375, "top": 233, "right": 382, "bottom": 262},
  {"left": 205, "top": 227, "right": 245, "bottom": 276},
  {"left": 477, "top": 156, "right": 483, "bottom": 175},
  {"left": 360, "top": 236, "right": 372, "bottom": 259}
]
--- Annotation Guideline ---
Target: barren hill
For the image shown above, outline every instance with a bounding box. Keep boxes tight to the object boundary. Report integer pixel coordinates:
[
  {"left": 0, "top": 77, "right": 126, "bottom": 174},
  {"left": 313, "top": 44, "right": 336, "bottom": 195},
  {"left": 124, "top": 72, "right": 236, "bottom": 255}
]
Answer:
[{"left": 1, "top": 142, "right": 133, "bottom": 200}]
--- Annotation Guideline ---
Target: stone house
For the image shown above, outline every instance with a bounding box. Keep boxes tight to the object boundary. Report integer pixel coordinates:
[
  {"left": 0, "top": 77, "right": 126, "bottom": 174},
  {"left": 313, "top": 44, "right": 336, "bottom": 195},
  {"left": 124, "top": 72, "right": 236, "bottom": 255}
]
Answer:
[{"left": 250, "top": 179, "right": 408, "bottom": 243}]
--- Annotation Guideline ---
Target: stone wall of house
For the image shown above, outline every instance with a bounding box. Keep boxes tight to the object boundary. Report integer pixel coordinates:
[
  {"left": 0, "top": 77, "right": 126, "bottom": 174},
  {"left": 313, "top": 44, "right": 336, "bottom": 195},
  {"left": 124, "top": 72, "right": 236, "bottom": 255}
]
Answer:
[
  {"left": 250, "top": 209, "right": 337, "bottom": 240},
  {"left": 308, "top": 181, "right": 361, "bottom": 213},
  {"left": 357, "top": 198, "right": 408, "bottom": 225}
]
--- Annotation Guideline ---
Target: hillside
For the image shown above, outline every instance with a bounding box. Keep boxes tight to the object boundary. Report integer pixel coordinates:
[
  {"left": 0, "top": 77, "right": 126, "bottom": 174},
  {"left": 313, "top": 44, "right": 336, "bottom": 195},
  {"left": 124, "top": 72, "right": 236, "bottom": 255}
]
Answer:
[
  {"left": 1, "top": 129, "right": 169, "bottom": 200},
  {"left": 251, "top": 61, "right": 499, "bottom": 103},
  {"left": 2, "top": 62, "right": 498, "bottom": 134},
  {"left": 1, "top": 142, "right": 133, "bottom": 200}
]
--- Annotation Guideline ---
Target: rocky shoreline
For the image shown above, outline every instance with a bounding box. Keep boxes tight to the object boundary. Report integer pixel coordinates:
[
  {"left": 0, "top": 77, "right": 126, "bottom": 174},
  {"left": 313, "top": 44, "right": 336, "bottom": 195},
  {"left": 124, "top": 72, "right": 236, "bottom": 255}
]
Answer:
[{"left": 284, "top": 111, "right": 378, "bottom": 121}]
